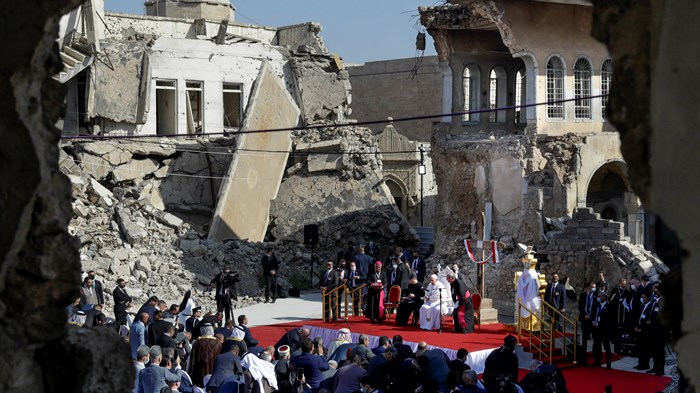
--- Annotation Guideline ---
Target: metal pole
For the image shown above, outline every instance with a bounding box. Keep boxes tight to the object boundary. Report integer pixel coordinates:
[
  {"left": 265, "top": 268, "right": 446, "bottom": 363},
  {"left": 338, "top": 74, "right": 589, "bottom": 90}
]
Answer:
[{"left": 420, "top": 174, "right": 424, "bottom": 226}]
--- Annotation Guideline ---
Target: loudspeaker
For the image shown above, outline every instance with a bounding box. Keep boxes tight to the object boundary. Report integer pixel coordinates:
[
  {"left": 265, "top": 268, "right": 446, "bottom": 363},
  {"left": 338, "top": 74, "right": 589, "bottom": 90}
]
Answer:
[{"left": 304, "top": 224, "right": 319, "bottom": 246}]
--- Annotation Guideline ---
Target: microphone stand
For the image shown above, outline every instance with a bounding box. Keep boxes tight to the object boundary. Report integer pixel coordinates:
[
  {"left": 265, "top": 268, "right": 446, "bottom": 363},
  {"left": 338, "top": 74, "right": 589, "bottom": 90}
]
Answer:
[{"left": 438, "top": 287, "right": 443, "bottom": 334}]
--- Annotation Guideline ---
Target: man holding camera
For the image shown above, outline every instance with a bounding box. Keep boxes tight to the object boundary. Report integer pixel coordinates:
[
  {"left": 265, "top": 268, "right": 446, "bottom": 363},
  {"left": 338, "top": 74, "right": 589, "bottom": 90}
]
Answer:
[
  {"left": 210, "top": 266, "right": 239, "bottom": 324},
  {"left": 261, "top": 248, "right": 279, "bottom": 304}
]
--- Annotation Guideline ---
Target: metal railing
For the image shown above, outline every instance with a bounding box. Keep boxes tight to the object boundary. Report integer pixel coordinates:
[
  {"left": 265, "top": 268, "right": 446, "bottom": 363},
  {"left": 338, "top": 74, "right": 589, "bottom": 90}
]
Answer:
[
  {"left": 321, "top": 285, "right": 345, "bottom": 322},
  {"left": 517, "top": 299, "right": 578, "bottom": 365},
  {"left": 321, "top": 284, "right": 367, "bottom": 322}
]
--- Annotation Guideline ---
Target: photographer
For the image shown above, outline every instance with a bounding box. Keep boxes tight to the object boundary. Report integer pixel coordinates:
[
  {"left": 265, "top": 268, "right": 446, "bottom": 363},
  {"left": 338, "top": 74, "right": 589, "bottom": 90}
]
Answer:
[{"left": 210, "top": 266, "right": 239, "bottom": 324}]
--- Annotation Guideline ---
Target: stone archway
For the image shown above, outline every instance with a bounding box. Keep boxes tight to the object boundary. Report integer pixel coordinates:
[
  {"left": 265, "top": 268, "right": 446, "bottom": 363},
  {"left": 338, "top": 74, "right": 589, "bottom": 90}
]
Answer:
[
  {"left": 585, "top": 161, "right": 644, "bottom": 243},
  {"left": 384, "top": 177, "right": 408, "bottom": 218}
]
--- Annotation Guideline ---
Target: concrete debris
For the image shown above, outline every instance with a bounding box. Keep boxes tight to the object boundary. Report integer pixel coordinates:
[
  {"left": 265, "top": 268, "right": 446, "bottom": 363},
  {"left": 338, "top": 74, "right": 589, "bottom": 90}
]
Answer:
[{"left": 60, "top": 130, "right": 415, "bottom": 315}]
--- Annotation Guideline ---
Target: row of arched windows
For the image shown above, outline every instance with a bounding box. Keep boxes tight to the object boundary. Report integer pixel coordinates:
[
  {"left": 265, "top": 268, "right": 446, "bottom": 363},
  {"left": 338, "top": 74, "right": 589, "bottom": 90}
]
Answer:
[
  {"left": 461, "top": 57, "right": 612, "bottom": 124},
  {"left": 547, "top": 56, "right": 613, "bottom": 120}
]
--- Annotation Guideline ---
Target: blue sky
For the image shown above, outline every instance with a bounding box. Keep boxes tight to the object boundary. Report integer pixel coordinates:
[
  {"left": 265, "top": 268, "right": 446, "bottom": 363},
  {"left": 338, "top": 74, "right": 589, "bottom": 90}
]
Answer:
[{"left": 104, "top": 0, "right": 438, "bottom": 64}]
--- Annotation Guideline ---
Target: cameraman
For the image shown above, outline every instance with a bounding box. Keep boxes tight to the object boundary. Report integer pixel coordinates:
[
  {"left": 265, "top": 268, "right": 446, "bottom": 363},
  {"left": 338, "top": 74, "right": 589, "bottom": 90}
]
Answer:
[
  {"left": 262, "top": 248, "right": 279, "bottom": 303},
  {"left": 210, "top": 266, "right": 239, "bottom": 324}
]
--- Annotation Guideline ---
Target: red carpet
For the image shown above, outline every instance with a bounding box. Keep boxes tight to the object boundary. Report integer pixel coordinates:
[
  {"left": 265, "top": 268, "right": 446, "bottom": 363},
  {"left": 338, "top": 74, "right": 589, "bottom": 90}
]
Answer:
[
  {"left": 250, "top": 317, "right": 671, "bottom": 392},
  {"left": 250, "top": 316, "right": 509, "bottom": 351}
]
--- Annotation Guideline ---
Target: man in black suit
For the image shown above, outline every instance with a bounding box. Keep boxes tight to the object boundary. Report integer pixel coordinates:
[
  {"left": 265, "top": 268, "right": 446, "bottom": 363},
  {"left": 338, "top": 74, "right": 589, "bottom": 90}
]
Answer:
[
  {"left": 321, "top": 260, "right": 341, "bottom": 320},
  {"left": 347, "top": 261, "right": 365, "bottom": 315},
  {"left": 87, "top": 270, "right": 105, "bottom": 306},
  {"left": 156, "top": 324, "right": 178, "bottom": 350},
  {"left": 410, "top": 250, "right": 426, "bottom": 284},
  {"left": 544, "top": 273, "right": 566, "bottom": 331},
  {"left": 396, "top": 259, "right": 411, "bottom": 293},
  {"left": 591, "top": 292, "right": 614, "bottom": 368},
  {"left": 261, "top": 248, "right": 279, "bottom": 304},
  {"left": 148, "top": 310, "right": 173, "bottom": 346},
  {"left": 634, "top": 291, "right": 654, "bottom": 371},
  {"left": 235, "top": 314, "right": 259, "bottom": 350},
  {"left": 578, "top": 281, "right": 598, "bottom": 358},
  {"left": 112, "top": 278, "right": 132, "bottom": 326},
  {"left": 483, "top": 335, "right": 519, "bottom": 393},
  {"left": 275, "top": 327, "right": 310, "bottom": 358},
  {"left": 206, "top": 344, "right": 243, "bottom": 393}
]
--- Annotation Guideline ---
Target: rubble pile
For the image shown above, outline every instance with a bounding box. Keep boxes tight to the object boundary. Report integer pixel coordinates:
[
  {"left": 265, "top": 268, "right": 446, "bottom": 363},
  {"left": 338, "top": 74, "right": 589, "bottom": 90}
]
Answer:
[{"left": 59, "top": 138, "right": 314, "bottom": 315}]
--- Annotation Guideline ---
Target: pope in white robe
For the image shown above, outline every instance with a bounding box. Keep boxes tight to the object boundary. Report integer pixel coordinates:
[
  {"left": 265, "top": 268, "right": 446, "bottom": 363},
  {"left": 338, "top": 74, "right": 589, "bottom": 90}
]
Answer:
[
  {"left": 516, "top": 258, "right": 542, "bottom": 331},
  {"left": 419, "top": 274, "right": 448, "bottom": 330}
]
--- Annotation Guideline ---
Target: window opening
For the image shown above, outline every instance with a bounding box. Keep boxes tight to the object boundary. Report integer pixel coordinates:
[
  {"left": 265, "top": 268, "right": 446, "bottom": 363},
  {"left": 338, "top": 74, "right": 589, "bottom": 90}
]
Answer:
[
  {"left": 155, "top": 79, "right": 177, "bottom": 135},
  {"left": 185, "top": 81, "right": 203, "bottom": 134},
  {"left": 489, "top": 69, "right": 498, "bottom": 123},
  {"left": 574, "top": 58, "right": 592, "bottom": 119},
  {"left": 515, "top": 68, "right": 525, "bottom": 123},
  {"left": 223, "top": 83, "right": 242, "bottom": 129},
  {"left": 462, "top": 67, "right": 472, "bottom": 122},
  {"left": 546, "top": 57, "right": 564, "bottom": 119},
  {"left": 601, "top": 59, "right": 612, "bottom": 120}
]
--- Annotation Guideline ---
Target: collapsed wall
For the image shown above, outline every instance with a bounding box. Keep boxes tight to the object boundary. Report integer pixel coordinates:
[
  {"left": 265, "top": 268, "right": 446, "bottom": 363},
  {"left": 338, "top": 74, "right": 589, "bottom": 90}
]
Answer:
[
  {"left": 270, "top": 125, "right": 420, "bottom": 263},
  {"left": 427, "top": 127, "right": 667, "bottom": 301}
]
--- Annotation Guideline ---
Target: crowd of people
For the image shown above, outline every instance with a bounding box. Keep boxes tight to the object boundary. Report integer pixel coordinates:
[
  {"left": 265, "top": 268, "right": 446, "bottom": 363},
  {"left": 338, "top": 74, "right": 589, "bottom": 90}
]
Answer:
[
  {"left": 321, "top": 244, "right": 475, "bottom": 333},
  {"left": 65, "top": 243, "right": 667, "bottom": 393},
  {"left": 567, "top": 272, "right": 665, "bottom": 375}
]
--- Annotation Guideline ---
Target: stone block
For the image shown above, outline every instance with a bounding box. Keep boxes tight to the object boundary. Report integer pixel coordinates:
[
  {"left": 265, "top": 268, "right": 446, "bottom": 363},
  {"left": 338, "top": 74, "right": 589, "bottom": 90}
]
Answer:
[
  {"left": 307, "top": 154, "right": 342, "bottom": 172},
  {"left": 88, "top": 178, "right": 114, "bottom": 207},
  {"left": 638, "top": 259, "right": 654, "bottom": 271},
  {"left": 591, "top": 232, "right": 605, "bottom": 239},
  {"left": 112, "top": 158, "right": 159, "bottom": 183},
  {"left": 592, "top": 220, "right": 605, "bottom": 227},
  {"left": 115, "top": 207, "right": 147, "bottom": 244},
  {"left": 605, "top": 233, "right": 623, "bottom": 240},
  {"left": 135, "top": 257, "right": 151, "bottom": 273},
  {"left": 567, "top": 220, "right": 579, "bottom": 228},
  {"left": 577, "top": 228, "right": 589, "bottom": 234},
  {"left": 602, "top": 227, "right": 615, "bottom": 234}
]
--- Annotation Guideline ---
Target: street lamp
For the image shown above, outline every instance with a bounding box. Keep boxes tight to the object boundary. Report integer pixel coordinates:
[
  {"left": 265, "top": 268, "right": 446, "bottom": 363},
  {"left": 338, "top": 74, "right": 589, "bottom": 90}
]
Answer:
[{"left": 419, "top": 145, "right": 426, "bottom": 226}]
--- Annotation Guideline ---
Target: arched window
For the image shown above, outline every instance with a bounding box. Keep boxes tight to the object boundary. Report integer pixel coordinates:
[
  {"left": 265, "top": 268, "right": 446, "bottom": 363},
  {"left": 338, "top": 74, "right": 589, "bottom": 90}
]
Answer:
[
  {"left": 489, "top": 66, "right": 507, "bottom": 123},
  {"left": 515, "top": 68, "right": 526, "bottom": 123},
  {"left": 546, "top": 56, "right": 565, "bottom": 119},
  {"left": 574, "top": 57, "right": 592, "bottom": 119},
  {"left": 462, "top": 65, "right": 480, "bottom": 122},
  {"left": 462, "top": 67, "right": 472, "bottom": 122},
  {"left": 601, "top": 59, "right": 613, "bottom": 120}
]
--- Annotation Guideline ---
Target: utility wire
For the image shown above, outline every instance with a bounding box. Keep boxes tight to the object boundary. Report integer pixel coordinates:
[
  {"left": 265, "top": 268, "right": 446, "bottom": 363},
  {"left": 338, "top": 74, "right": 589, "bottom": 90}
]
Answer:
[{"left": 60, "top": 94, "right": 608, "bottom": 155}]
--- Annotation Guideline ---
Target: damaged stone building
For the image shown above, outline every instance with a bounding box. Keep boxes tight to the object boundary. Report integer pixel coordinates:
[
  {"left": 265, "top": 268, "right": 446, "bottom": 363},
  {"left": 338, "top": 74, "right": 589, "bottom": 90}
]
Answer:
[
  {"left": 3, "top": 0, "right": 699, "bottom": 390},
  {"left": 395, "top": 0, "right": 671, "bottom": 300},
  {"left": 54, "top": 0, "right": 420, "bottom": 311}
]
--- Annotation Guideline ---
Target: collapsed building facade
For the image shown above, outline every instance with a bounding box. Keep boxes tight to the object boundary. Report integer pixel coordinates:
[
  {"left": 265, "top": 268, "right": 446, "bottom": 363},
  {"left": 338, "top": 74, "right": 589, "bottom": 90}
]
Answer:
[
  {"left": 407, "top": 0, "right": 669, "bottom": 300},
  {"left": 55, "top": 0, "right": 419, "bottom": 309}
]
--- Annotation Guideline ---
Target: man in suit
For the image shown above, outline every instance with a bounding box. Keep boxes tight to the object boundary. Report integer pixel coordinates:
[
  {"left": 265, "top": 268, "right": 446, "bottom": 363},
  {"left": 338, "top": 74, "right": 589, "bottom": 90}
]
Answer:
[
  {"left": 591, "top": 292, "right": 614, "bottom": 368},
  {"left": 136, "top": 345, "right": 180, "bottom": 393},
  {"left": 112, "top": 278, "right": 132, "bottom": 326},
  {"left": 87, "top": 270, "right": 104, "bottom": 306},
  {"left": 396, "top": 259, "right": 411, "bottom": 293},
  {"left": 483, "top": 335, "right": 519, "bottom": 392},
  {"left": 347, "top": 262, "right": 365, "bottom": 315},
  {"left": 353, "top": 246, "right": 372, "bottom": 278},
  {"left": 156, "top": 324, "right": 178, "bottom": 350},
  {"left": 349, "top": 334, "right": 375, "bottom": 362},
  {"left": 634, "top": 291, "right": 655, "bottom": 372},
  {"left": 130, "top": 313, "right": 149, "bottom": 359},
  {"left": 235, "top": 314, "right": 259, "bottom": 350},
  {"left": 321, "top": 260, "right": 341, "bottom": 320},
  {"left": 544, "top": 273, "right": 566, "bottom": 331},
  {"left": 274, "top": 327, "right": 310, "bottom": 358},
  {"left": 410, "top": 250, "right": 426, "bottom": 284},
  {"left": 206, "top": 344, "right": 243, "bottom": 393},
  {"left": 148, "top": 310, "right": 173, "bottom": 346},
  {"left": 261, "top": 248, "right": 279, "bottom": 304},
  {"left": 578, "top": 281, "right": 598, "bottom": 356}
]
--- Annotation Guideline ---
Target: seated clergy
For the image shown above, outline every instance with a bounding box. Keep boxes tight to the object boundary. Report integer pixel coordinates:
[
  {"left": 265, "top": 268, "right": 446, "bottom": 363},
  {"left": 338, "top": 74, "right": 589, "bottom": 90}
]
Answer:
[{"left": 419, "top": 274, "right": 448, "bottom": 330}]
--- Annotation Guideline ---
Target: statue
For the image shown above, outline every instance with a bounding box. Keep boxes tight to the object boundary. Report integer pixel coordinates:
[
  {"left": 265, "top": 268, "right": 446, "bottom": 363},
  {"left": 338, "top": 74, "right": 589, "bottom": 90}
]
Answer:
[{"left": 514, "top": 244, "right": 547, "bottom": 332}]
